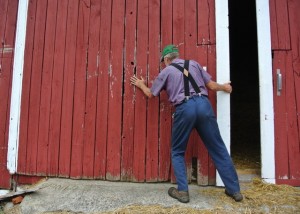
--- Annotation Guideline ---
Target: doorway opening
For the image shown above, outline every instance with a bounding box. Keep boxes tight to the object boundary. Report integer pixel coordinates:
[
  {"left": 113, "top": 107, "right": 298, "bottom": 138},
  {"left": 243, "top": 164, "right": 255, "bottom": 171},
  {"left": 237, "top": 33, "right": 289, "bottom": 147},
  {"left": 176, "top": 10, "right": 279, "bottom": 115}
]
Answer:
[{"left": 228, "top": 0, "right": 261, "bottom": 173}]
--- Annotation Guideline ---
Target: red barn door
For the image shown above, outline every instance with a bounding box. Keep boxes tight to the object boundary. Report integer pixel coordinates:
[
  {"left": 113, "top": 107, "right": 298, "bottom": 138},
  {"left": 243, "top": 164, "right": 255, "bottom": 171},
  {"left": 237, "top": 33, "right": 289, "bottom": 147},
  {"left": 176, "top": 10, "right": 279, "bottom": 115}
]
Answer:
[
  {"left": 16, "top": 0, "right": 217, "bottom": 185},
  {"left": 270, "top": 0, "right": 300, "bottom": 185}
]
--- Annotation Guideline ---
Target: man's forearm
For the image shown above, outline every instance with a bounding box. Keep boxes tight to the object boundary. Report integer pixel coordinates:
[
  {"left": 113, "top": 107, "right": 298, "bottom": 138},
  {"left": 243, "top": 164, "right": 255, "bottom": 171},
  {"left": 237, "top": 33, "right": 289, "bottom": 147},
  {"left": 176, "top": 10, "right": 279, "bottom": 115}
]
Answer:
[
  {"left": 206, "top": 80, "right": 232, "bottom": 93},
  {"left": 139, "top": 83, "right": 153, "bottom": 98}
]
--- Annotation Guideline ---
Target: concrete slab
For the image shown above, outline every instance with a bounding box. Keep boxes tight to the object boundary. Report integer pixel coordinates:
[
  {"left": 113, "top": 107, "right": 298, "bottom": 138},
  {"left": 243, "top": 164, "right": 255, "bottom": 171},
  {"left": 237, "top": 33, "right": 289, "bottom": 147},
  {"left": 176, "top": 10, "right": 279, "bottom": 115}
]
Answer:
[
  {"left": 2, "top": 170, "right": 299, "bottom": 214},
  {"left": 4, "top": 178, "right": 220, "bottom": 214}
]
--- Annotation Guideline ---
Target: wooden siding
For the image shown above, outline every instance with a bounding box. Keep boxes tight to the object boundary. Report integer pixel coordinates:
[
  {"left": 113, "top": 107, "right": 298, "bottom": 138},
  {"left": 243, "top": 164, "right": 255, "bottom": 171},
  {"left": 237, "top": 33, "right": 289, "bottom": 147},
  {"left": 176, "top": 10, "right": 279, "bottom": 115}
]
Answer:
[
  {"left": 12, "top": 0, "right": 217, "bottom": 185},
  {"left": 0, "top": 0, "right": 18, "bottom": 188},
  {"left": 270, "top": 0, "right": 300, "bottom": 185}
]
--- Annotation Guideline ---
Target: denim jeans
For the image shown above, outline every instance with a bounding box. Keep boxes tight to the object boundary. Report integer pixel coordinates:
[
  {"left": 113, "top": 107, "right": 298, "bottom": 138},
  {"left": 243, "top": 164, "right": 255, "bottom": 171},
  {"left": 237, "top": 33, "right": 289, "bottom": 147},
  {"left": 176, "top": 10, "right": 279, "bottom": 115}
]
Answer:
[{"left": 171, "top": 95, "right": 240, "bottom": 194}]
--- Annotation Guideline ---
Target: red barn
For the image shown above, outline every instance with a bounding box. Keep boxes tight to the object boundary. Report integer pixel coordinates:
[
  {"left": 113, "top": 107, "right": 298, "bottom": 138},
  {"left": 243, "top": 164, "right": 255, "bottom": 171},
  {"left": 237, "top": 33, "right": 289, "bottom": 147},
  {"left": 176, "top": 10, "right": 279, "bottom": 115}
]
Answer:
[{"left": 1, "top": 0, "right": 299, "bottom": 189}]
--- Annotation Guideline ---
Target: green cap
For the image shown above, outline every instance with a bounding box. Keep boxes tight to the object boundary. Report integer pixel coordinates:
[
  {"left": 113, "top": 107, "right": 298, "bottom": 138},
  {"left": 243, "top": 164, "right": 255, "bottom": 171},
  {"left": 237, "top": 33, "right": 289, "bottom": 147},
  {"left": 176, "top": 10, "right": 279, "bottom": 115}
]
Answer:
[{"left": 160, "top": 45, "right": 179, "bottom": 62}]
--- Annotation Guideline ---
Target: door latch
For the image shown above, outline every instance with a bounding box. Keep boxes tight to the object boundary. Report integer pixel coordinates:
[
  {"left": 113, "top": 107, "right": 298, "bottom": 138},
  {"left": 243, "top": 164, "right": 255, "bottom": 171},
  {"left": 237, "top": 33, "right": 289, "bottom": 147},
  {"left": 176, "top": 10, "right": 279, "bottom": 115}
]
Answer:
[{"left": 277, "top": 69, "right": 282, "bottom": 96}]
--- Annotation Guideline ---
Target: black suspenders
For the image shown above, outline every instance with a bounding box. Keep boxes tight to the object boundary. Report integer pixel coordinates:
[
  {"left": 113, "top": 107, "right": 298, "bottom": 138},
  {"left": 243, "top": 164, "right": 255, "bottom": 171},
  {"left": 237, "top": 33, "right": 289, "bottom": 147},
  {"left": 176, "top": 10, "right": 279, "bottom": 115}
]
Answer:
[{"left": 170, "top": 60, "right": 201, "bottom": 100}]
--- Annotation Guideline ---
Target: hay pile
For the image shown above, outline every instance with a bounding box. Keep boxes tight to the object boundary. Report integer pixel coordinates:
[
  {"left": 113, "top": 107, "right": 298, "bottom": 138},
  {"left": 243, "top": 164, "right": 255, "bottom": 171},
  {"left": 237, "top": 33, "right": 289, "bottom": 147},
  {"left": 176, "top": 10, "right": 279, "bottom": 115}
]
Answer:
[
  {"left": 101, "top": 178, "right": 300, "bottom": 214},
  {"left": 201, "top": 177, "right": 300, "bottom": 213}
]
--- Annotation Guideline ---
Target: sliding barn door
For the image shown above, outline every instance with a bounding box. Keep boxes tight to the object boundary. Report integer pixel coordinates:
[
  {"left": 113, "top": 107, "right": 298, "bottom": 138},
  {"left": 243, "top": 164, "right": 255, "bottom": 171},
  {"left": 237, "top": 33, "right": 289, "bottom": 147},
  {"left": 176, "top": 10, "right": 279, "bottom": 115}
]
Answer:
[
  {"left": 270, "top": 0, "right": 300, "bottom": 185},
  {"left": 17, "top": 0, "right": 217, "bottom": 185}
]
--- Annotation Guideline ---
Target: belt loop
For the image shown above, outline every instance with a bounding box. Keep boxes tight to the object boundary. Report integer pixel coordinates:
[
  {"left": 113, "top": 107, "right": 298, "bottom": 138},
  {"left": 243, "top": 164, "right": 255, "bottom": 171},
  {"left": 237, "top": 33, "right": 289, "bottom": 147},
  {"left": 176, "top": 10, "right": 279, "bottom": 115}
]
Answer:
[{"left": 186, "top": 96, "right": 190, "bottom": 101}]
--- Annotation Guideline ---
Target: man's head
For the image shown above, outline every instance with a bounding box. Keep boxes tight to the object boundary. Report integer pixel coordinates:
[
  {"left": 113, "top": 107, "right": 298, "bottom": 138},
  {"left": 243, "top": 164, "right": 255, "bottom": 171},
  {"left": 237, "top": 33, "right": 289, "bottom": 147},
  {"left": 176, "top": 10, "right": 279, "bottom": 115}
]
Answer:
[{"left": 161, "top": 45, "right": 179, "bottom": 65}]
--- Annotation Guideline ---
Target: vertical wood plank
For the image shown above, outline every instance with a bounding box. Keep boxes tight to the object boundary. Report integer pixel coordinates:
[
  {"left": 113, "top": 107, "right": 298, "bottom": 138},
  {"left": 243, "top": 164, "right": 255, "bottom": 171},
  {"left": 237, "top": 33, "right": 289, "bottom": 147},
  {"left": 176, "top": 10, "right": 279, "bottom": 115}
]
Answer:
[
  {"left": 197, "top": 0, "right": 215, "bottom": 45},
  {"left": 82, "top": 0, "right": 101, "bottom": 178},
  {"left": 121, "top": 0, "right": 137, "bottom": 181},
  {"left": 288, "top": 1, "right": 300, "bottom": 175},
  {"left": 94, "top": 0, "right": 112, "bottom": 179},
  {"left": 159, "top": 0, "right": 173, "bottom": 182},
  {"left": 36, "top": 0, "right": 58, "bottom": 175},
  {"left": 286, "top": 1, "right": 300, "bottom": 179},
  {"left": 132, "top": 0, "right": 148, "bottom": 182},
  {"left": 184, "top": 0, "right": 198, "bottom": 184},
  {"left": 273, "top": 51, "right": 289, "bottom": 179},
  {"left": 26, "top": 0, "right": 48, "bottom": 175},
  {"left": 0, "top": 0, "right": 9, "bottom": 50},
  {"left": 18, "top": 0, "right": 37, "bottom": 174},
  {"left": 173, "top": 0, "right": 184, "bottom": 54},
  {"left": 284, "top": 50, "right": 300, "bottom": 179},
  {"left": 0, "top": 0, "right": 9, "bottom": 188},
  {"left": 47, "top": 0, "right": 69, "bottom": 176},
  {"left": 106, "top": 0, "right": 125, "bottom": 181},
  {"left": 70, "top": 0, "right": 91, "bottom": 179},
  {"left": 59, "top": 1, "right": 79, "bottom": 177},
  {"left": 269, "top": 0, "right": 278, "bottom": 49},
  {"left": 146, "top": 0, "right": 160, "bottom": 182},
  {"left": 269, "top": 0, "right": 291, "bottom": 50}
]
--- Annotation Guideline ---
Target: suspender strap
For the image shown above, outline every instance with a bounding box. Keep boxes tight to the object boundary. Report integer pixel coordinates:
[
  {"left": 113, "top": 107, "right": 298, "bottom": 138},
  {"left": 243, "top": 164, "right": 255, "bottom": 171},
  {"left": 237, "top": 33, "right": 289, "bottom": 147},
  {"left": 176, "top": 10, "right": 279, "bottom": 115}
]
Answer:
[
  {"left": 170, "top": 60, "right": 201, "bottom": 97},
  {"left": 183, "top": 61, "right": 190, "bottom": 97}
]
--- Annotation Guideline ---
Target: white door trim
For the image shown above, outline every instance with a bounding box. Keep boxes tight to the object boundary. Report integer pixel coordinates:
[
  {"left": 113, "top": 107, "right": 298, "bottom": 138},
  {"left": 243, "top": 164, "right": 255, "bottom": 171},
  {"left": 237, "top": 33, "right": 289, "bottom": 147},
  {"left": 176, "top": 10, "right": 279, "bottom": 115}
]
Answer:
[
  {"left": 255, "top": 0, "right": 275, "bottom": 183},
  {"left": 215, "top": 0, "right": 231, "bottom": 186},
  {"left": 215, "top": 0, "right": 275, "bottom": 186},
  {"left": 7, "top": 0, "right": 29, "bottom": 174}
]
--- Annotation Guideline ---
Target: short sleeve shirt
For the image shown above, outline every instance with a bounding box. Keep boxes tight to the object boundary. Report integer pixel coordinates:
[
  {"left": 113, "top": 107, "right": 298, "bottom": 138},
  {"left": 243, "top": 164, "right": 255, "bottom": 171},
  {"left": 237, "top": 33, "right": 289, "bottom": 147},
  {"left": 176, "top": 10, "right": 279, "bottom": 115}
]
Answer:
[{"left": 150, "top": 58, "right": 211, "bottom": 106}]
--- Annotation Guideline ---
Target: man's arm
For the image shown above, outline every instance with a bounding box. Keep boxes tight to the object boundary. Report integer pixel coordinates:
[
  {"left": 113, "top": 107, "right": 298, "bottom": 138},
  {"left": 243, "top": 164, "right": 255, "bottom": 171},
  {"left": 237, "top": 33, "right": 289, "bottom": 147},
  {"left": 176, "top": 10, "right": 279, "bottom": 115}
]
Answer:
[
  {"left": 130, "top": 76, "right": 153, "bottom": 98},
  {"left": 206, "top": 80, "right": 232, "bottom": 93}
]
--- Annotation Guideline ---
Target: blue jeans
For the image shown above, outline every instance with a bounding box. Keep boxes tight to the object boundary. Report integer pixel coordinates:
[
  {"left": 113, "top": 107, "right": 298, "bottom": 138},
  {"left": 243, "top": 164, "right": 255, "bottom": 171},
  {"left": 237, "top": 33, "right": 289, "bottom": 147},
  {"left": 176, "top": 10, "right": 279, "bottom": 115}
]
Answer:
[{"left": 171, "top": 95, "right": 240, "bottom": 194}]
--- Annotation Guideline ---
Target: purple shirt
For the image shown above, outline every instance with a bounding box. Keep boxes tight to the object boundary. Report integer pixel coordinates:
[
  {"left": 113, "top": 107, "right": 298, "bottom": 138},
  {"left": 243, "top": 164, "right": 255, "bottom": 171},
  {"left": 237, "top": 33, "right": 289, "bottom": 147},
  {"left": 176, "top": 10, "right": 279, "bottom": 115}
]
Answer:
[{"left": 150, "top": 59, "right": 211, "bottom": 106}]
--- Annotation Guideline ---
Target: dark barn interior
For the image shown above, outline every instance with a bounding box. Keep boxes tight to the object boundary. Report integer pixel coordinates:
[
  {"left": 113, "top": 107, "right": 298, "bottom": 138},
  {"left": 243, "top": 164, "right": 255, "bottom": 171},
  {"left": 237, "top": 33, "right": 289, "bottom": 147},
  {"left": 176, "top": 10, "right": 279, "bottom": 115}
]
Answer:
[{"left": 229, "top": 0, "right": 261, "bottom": 171}]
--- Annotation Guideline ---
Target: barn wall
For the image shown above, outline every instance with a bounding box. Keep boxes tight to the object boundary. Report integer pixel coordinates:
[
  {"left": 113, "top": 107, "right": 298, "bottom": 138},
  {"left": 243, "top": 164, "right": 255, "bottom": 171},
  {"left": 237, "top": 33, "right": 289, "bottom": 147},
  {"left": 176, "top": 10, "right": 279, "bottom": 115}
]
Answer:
[
  {"left": 0, "top": 0, "right": 18, "bottom": 189},
  {"left": 270, "top": 0, "right": 300, "bottom": 185},
  {"left": 15, "top": 0, "right": 217, "bottom": 184}
]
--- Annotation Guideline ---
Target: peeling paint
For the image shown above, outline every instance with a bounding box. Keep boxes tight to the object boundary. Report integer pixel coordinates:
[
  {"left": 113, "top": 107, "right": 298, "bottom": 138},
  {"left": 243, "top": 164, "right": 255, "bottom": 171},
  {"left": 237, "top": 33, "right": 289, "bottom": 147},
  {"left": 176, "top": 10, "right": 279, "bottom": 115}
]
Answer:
[
  {"left": 106, "top": 172, "right": 120, "bottom": 181},
  {"left": 279, "top": 175, "right": 289, "bottom": 179},
  {"left": 0, "top": 45, "right": 14, "bottom": 54},
  {"left": 86, "top": 71, "right": 98, "bottom": 79},
  {"left": 96, "top": 51, "right": 99, "bottom": 68}
]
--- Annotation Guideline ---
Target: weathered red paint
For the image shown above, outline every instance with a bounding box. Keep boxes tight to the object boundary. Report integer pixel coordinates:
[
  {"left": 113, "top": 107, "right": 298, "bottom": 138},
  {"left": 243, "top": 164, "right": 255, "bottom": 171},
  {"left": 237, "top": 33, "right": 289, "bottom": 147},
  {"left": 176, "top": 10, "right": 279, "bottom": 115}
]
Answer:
[
  {"left": 146, "top": 0, "right": 160, "bottom": 182},
  {"left": 11, "top": 0, "right": 298, "bottom": 188},
  {"left": 83, "top": 0, "right": 102, "bottom": 178},
  {"left": 94, "top": 0, "right": 112, "bottom": 179},
  {"left": 105, "top": 0, "right": 125, "bottom": 181},
  {"left": 47, "top": 0, "right": 69, "bottom": 177},
  {"left": 18, "top": 0, "right": 38, "bottom": 176},
  {"left": 37, "top": 0, "right": 58, "bottom": 175},
  {"left": 270, "top": 0, "right": 300, "bottom": 185},
  {"left": 269, "top": 0, "right": 290, "bottom": 50},
  {"left": 159, "top": 0, "right": 173, "bottom": 182}
]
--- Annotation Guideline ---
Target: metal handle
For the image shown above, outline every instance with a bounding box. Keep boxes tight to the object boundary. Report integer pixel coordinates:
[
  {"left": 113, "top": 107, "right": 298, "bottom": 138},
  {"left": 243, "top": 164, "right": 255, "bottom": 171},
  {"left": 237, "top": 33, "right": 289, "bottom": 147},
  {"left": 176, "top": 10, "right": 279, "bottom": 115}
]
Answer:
[{"left": 277, "top": 69, "right": 282, "bottom": 96}]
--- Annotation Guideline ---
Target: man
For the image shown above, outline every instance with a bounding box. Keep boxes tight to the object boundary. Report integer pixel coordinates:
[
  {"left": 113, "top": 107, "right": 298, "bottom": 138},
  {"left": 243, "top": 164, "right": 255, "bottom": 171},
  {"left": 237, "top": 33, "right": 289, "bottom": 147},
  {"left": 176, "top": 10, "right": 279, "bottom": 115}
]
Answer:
[{"left": 130, "top": 44, "right": 243, "bottom": 203}]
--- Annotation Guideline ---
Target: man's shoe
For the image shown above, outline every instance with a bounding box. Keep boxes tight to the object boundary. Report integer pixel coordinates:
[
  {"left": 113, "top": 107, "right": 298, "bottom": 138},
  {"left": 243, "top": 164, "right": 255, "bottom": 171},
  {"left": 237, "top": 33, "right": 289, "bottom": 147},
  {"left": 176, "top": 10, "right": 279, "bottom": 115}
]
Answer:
[
  {"left": 225, "top": 190, "right": 243, "bottom": 202},
  {"left": 168, "top": 187, "right": 190, "bottom": 203}
]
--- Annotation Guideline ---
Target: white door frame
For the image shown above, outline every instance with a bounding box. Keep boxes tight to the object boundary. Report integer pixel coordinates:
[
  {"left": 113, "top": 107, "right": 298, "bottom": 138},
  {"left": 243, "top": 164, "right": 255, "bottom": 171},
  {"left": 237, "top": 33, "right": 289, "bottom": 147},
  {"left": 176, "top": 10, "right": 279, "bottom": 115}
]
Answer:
[
  {"left": 7, "top": 0, "right": 29, "bottom": 174},
  {"left": 215, "top": 0, "right": 275, "bottom": 186}
]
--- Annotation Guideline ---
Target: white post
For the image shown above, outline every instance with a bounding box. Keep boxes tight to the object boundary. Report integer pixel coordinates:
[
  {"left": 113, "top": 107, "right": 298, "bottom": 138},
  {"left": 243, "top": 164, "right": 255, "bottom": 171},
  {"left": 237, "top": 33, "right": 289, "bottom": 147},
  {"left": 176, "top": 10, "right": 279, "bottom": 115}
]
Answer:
[
  {"left": 256, "top": 0, "right": 275, "bottom": 184},
  {"left": 215, "top": 0, "right": 230, "bottom": 187},
  {"left": 7, "top": 0, "right": 29, "bottom": 174}
]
